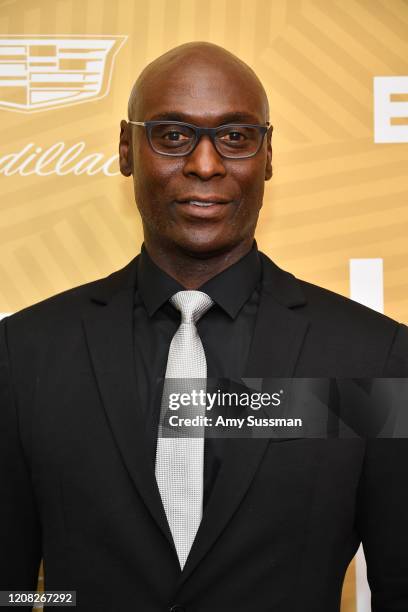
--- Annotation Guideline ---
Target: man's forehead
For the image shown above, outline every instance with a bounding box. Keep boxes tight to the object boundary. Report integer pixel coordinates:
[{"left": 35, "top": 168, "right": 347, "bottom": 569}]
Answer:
[
  {"left": 134, "top": 65, "right": 267, "bottom": 122},
  {"left": 129, "top": 44, "right": 269, "bottom": 122},
  {"left": 164, "top": 79, "right": 233, "bottom": 100}
]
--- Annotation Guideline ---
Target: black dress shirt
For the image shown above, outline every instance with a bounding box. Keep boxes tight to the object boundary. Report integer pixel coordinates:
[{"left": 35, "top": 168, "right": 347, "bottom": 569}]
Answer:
[{"left": 133, "top": 239, "right": 262, "bottom": 508}]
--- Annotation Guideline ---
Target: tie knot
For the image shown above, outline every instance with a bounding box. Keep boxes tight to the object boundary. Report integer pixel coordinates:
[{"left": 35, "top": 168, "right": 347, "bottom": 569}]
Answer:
[{"left": 170, "top": 290, "right": 214, "bottom": 324}]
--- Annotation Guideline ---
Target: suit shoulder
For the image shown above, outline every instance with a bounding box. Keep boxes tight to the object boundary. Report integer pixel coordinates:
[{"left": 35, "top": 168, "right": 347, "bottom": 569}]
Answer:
[
  {"left": 296, "top": 277, "right": 408, "bottom": 375},
  {"left": 5, "top": 277, "right": 102, "bottom": 329},
  {"left": 3, "top": 256, "right": 138, "bottom": 336},
  {"left": 295, "top": 277, "right": 407, "bottom": 372},
  {"left": 260, "top": 251, "right": 400, "bottom": 332},
  {"left": 260, "top": 248, "right": 405, "bottom": 372},
  {"left": 298, "top": 277, "right": 399, "bottom": 330}
]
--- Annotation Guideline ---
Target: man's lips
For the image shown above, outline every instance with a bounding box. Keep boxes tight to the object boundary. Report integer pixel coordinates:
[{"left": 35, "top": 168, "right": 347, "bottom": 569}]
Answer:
[
  {"left": 175, "top": 197, "right": 233, "bottom": 218},
  {"left": 176, "top": 197, "right": 231, "bottom": 207}
]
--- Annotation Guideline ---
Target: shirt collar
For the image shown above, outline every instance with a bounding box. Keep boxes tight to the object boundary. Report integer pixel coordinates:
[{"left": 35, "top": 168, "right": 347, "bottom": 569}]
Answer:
[{"left": 137, "top": 239, "right": 261, "bottom": 319}]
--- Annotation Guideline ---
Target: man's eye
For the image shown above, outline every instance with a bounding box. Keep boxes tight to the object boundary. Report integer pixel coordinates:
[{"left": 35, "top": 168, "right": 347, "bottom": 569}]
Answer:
[
  {"left": 163, "top": 131, "right": 188, "bottom": 141},
  {"left": 221, "top": 131, "right": 245, "bottom": 141}
]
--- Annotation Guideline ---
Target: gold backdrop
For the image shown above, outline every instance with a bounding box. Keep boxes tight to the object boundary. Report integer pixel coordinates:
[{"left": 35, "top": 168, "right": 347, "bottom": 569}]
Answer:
[{"left": 1, "top": 1, "right": 408, "bottom": 610}]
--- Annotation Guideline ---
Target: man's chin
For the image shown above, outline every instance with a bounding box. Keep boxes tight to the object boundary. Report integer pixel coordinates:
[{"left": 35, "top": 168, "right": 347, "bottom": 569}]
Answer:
[{"left": 171, "top": 232, "right": 242, "bottom": 259}]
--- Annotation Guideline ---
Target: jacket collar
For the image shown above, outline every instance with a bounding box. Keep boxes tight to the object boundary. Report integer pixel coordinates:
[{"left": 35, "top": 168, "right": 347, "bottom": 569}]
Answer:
[{"left": 89, "top": 249, "right": 306, "bottom": 311}]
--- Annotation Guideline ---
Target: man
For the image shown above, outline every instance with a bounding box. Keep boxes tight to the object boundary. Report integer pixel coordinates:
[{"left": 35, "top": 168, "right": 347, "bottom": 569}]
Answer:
[{"left": 1, "top": 42, "right": 407, "bottom": 612}]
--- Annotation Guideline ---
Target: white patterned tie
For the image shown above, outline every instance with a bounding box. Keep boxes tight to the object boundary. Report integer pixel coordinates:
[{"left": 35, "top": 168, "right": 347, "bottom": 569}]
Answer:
[{"left": 155, "top": 290, "right": 214, "bottom": 569}]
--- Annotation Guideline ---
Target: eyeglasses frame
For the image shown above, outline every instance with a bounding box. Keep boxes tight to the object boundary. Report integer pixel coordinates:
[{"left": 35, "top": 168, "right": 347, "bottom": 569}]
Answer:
[{"left": 128, "top": 119, "right": 272, "bottom": 159}]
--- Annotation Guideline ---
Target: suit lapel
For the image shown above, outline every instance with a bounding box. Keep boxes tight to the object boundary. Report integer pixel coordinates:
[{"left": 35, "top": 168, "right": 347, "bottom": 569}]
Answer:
[
  {"left": 176, "top": 252, "right": 310, "bottom": 588},
  {"left": 82, "top": 256, "right": 176, "bottom": 554}
]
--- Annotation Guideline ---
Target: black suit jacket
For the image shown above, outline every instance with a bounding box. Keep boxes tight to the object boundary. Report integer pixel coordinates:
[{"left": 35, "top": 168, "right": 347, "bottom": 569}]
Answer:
[{"left": 1, "top": 251, "right": 408, "bottom": 612}]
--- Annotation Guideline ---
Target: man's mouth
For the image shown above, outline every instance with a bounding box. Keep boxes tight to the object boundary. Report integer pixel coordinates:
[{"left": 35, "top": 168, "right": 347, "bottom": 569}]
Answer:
[
  {"left": 175, "top": 197, "right": 232, "bottom": 219},
  {"left": 176, "top": 197, "right": 231, "bottom": 206},
  {"left": 186, "top": 200, "right": 226, "bottom": 207}
]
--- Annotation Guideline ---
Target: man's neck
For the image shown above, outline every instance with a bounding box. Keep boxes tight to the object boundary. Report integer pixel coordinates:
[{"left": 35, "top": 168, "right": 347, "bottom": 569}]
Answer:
[{"left": 143, "top": 237, "right": 255, "bottom": 289}]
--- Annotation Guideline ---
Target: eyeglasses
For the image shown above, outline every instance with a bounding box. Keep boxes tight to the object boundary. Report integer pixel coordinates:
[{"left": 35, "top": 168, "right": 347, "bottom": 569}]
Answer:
[{"left": 129, "top": 120, "right": 271, "bottom": 159}]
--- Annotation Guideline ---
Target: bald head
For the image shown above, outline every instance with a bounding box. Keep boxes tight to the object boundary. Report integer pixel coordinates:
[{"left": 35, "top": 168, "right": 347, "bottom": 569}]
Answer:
[{"left": 127, "top": 42, "right": 269, "bottom": 123}]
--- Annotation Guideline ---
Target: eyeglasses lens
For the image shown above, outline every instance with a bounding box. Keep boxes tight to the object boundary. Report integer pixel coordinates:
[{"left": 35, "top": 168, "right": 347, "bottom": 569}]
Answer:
[
  {"left": 215, "top": 126, "right": 261, "bottom": 157},
  {"left": 150, "top": 124, "right": 196, "bottom": 155}
]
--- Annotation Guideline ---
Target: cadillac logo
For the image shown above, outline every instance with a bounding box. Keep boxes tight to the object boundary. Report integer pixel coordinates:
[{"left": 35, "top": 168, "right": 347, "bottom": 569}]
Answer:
[{"left": 0, "top": 35, "right": 127, "bottom": 113}]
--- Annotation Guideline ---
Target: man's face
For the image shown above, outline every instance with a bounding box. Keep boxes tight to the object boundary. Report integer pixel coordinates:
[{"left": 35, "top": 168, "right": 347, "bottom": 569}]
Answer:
[{"left": 120, "top": 57, "right": 272, "bottom": 257}]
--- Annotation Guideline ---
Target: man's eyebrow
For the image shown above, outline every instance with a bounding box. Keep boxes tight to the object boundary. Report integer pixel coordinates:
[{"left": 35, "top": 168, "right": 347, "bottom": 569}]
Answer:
[
  {"left": 147, "top": 112, "right": 188, "bottom": 122},
  {"left": 216, "top": 112, "right": 266, "bottom": 124},
  {"left": 146, "top": 111, "right": 266, "bottom": 124}
]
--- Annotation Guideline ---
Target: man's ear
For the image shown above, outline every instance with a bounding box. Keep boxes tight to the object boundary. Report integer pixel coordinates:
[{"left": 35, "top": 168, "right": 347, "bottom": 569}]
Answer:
[
  {"left": 119, "top": 120, "right": 133, "bottom": 177},
  {"left": 264, "top": 126, "right": 273, "bottom": 181}
]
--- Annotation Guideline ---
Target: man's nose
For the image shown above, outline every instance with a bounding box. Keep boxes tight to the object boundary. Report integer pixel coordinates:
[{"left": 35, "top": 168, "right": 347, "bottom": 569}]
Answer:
[{"left": 183, "top": 135, "right": 227, "bottom": 180}]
